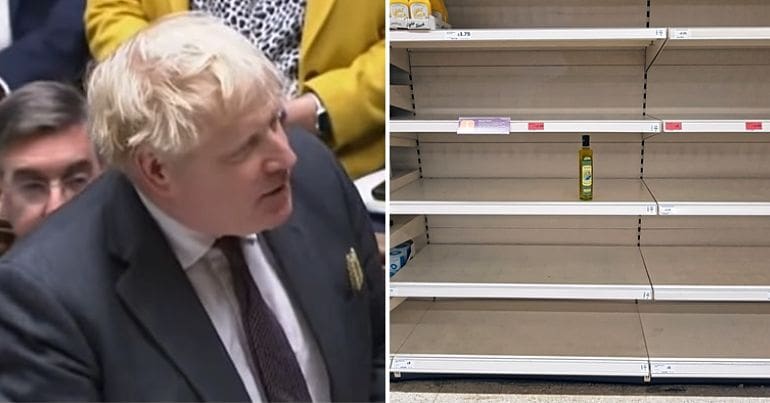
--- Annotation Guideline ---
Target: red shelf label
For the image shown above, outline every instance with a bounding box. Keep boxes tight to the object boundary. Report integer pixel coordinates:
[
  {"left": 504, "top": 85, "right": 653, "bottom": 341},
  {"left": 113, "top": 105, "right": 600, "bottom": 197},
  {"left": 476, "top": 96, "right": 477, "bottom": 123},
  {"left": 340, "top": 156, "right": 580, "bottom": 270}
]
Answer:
[
  {"left": 528, "top": 122, "right": 545, "bottom": 130},
  {"left": 746, "top": 121, "right": 763, "bottom": 131},
  {"left": 665, "top": 122, "right": 682, "bottom": 131}
]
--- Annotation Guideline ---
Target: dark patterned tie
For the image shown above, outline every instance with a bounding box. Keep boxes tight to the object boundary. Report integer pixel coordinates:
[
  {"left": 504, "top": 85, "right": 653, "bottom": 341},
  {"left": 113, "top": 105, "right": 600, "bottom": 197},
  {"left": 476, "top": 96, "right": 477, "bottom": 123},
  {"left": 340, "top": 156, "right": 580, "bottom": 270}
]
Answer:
[{"left": 215, "top": 236, "right": 312, "bottom": 402}]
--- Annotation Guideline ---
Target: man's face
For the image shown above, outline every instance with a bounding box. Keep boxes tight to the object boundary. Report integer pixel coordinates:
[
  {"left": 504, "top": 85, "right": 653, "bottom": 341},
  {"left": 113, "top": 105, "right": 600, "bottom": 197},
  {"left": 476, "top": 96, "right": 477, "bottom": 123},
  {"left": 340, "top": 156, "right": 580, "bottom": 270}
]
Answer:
[
  {"left": 160, "top": 101, "right": 298, "bottom": 236},
  {"left": 0, "top": 124, "right": 102, "bottom": 237}
]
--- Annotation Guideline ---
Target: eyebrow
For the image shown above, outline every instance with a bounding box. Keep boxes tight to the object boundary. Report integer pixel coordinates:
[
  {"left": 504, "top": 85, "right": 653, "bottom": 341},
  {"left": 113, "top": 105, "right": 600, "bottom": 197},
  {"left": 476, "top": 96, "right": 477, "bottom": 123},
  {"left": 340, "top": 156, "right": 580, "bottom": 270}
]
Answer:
[
  {"left": 62, "top": 160, "right": 95, "bottom": 178},
  {"left": 226, "top": 107, "right": 285, "bottom": 159},
  {"left": 10, "top": 159, "right": 94, "bottom": 182}
]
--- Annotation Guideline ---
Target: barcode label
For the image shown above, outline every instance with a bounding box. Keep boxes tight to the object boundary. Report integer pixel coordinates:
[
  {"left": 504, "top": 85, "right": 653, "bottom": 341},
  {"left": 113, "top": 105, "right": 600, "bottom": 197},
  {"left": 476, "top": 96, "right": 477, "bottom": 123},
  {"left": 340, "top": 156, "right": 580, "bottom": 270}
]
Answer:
[{"left": 660, "top": 205, "right": 675, "bottom": 215}]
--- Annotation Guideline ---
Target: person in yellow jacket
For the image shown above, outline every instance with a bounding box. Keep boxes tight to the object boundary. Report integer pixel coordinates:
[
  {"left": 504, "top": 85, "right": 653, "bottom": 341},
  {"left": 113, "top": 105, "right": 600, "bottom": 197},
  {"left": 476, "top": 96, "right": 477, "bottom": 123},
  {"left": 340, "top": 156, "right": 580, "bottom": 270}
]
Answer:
[{"left": 86, "top": 1, "right": 384, "bottom": 179}]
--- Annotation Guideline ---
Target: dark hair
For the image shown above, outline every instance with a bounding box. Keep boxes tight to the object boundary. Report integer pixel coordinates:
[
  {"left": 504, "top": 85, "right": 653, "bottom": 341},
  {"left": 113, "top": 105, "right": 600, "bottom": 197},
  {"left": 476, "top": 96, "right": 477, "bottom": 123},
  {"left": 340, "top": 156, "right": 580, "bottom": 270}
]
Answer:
[{"left": 0, "top": 81, "right": 87, "bottom": 151}]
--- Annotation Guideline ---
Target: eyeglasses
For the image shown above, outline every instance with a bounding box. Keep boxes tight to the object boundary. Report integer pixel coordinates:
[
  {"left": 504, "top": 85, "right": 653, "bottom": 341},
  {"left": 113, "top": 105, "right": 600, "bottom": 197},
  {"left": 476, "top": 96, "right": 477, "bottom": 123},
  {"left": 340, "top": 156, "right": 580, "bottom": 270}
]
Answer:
[{"left": 7, "top": 174, "right": 92, "bottom": 205}]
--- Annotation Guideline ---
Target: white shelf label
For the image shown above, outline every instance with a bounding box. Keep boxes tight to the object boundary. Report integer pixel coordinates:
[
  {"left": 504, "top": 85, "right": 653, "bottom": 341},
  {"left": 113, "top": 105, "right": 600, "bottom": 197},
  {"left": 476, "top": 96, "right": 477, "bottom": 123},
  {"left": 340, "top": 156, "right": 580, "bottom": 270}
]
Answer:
[
  {"left": 646, "top": 205, "right": 656, "bottom": 214},
  {"left": 659, "top": 205, "right": 675, "bottom": 215},
  {"left": 392, "top": 359, "right": 415, "bottom": 370},
  {"left": 642, "top": 291, "right": 652, "bottom": 300},
  {"left": 672, "top": 29, "right": 691, "bottom": 39},
  {"left": 653, "top": 363, "right": 675, "bottom": 374},
  {"left": 446, "top": 31, "right": 472, "bottom": 40},
  {"left": 655, "top": 29, "right": 666, "bottom": 38},
  {"left": 650, "top": 123, "right": 661, "bottom": 132},
  {"left": 457, "top": 117, "right": 511, "bottom": 135}
]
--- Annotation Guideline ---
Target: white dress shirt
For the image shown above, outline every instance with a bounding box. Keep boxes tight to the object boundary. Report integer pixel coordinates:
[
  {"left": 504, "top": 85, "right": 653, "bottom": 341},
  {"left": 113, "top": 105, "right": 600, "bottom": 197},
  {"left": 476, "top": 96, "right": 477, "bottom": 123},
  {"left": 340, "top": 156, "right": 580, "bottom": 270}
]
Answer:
[
  {"left": 0, "top": 0, "right": 11, "bottom": 96},
  {"left": 137, "top": 190, "right": 330, "bottom": 402},
  {"left": 0, "top": 0, "right": 10, "bottom": 51}
]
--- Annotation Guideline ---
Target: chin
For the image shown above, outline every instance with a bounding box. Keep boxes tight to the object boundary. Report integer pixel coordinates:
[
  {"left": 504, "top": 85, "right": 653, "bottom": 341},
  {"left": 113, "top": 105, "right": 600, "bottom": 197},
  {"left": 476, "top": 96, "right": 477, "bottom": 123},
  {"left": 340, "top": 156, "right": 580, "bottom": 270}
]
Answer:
[
  {"left": 250, "top": 196, "right": 293, "bottom": 233},
  {"left": 267, "top": 198, "right": 294, "bottom": 229}
]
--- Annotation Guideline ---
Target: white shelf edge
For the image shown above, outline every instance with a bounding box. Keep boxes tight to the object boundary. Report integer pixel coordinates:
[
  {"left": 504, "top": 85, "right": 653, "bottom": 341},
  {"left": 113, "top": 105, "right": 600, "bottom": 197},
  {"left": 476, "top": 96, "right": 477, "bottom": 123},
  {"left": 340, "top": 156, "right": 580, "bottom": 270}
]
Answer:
[
  {"left": 390, "top": 282, "right": 652, "bottom": 300},
  {"left": 390, "top": 119, "right": 661, "bottom": 133},
  {"left": 657, "top": 202, "right": 770, "bottom": 216},
  {"left": 390, "top": 28, "right": 666, "bottom": 49},
  {"left": 661, "top": 119, "right": 770, "bottom": 133},
  {"left": 650, "top": 358, "right": 770, "bottom": 379},
  {"left": 668, "top": 27, "right": 770, "bottom": 42},
  {"left": 653, "top": 285, "right": 770, "bottom": 302},
  {"left": 390, "top": 201, "right": 658, "bottom": 216},
  {"left": 390, "top": 354, "right": 650, "bottom": 376}
]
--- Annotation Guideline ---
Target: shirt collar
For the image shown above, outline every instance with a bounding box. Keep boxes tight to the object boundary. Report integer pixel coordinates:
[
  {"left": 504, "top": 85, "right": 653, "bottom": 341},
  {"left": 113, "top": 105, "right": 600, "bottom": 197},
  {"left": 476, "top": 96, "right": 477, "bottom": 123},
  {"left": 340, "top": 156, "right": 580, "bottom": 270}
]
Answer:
[{"left": 135, "top": 189, "right": 216, "bottom": 270}]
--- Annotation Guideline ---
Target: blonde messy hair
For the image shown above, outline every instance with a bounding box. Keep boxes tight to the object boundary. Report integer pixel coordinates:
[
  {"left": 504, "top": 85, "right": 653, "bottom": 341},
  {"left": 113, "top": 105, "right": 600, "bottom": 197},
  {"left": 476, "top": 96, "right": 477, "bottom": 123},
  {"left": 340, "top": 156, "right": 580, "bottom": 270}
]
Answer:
[{"left": 86, "top": 12, "right": 285, "bottom": 167}]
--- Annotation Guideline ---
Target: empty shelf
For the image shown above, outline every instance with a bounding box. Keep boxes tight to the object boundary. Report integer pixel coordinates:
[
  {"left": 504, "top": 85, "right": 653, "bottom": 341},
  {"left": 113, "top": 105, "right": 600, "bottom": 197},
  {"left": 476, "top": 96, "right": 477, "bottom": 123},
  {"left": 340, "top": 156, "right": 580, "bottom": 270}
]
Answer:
[
  {"left": 391, "top": 245, "right": 652, "bottom": 300},
  {"left": 391, "top": 178, "right": 657, "bottom": 215},
  {"left": 390, "top": 28, "right": 665, "bottom": 50},
  {"left": 390, "top": 119, "right": 661, "bottom": 133},
  {"left": 390, "top": 215, "right": 425, "bottom": 247},
  {"left": 645, "top": 178, "right": 770, "bottom": 215},
  {"left": 391, "top": 299, "right": 649, "bottom": 376},
  {"left": 642, "top": 246, "right": 770, "bottom": 301},
  {"left": 640, "top": 302, "right": 770, "bottom": 379}
]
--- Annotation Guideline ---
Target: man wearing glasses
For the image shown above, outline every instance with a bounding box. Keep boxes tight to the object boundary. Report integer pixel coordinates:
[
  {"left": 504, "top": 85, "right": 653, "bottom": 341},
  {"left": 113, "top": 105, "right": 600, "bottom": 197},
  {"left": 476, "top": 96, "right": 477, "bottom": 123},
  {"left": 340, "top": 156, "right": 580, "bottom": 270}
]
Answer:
[{"left": 0, "top": 81, "right": 101, "bottom": 248}]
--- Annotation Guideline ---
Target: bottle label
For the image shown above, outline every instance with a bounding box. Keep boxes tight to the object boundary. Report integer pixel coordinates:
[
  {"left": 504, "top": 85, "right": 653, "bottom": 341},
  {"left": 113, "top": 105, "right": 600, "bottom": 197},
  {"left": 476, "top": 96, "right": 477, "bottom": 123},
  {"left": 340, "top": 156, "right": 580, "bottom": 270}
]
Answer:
[
  {"left": 581, "top": 158, "right": 593, "bottom": 187},
  {"left": 581, "top": 156, "right": 593, "bottom": 198}
]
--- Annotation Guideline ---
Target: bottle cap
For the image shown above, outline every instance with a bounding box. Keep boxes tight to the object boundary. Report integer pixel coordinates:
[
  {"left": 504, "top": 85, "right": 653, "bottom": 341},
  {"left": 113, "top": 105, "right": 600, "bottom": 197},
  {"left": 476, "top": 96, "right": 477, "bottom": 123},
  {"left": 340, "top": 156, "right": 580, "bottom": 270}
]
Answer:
[{"left": 582, "top": 135, "right": 590, "bottom": 147}]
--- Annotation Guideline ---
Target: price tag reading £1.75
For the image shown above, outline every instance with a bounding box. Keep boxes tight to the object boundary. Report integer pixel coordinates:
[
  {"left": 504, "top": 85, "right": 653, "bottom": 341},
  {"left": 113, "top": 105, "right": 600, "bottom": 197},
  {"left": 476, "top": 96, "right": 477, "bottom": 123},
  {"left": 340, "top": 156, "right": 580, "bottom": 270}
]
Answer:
[{"left": 446, "top": 31, "right": 472, "bottom": 40}]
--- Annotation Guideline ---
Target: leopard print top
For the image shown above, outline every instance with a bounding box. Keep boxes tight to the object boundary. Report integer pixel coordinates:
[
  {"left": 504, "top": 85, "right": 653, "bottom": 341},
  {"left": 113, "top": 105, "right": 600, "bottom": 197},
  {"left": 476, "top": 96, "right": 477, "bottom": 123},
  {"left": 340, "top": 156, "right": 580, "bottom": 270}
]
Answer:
[{"left": 191, "top": 0, "right": 307, "bottom": 95}]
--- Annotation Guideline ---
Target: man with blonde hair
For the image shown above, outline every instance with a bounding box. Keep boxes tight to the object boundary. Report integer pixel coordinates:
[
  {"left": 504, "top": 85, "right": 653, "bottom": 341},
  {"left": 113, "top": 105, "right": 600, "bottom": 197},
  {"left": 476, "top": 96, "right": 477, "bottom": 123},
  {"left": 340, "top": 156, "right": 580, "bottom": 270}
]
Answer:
[{"left": 0, "top": 13, "right": 384, "bottom": 402}]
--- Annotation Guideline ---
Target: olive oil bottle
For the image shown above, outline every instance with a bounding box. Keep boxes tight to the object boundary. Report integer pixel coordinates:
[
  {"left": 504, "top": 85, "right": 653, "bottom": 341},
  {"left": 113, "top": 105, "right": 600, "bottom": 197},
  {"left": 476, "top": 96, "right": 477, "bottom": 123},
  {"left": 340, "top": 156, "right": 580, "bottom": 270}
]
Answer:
[{"left": 579, "top": 135, "right": 593, "bottom": 200}]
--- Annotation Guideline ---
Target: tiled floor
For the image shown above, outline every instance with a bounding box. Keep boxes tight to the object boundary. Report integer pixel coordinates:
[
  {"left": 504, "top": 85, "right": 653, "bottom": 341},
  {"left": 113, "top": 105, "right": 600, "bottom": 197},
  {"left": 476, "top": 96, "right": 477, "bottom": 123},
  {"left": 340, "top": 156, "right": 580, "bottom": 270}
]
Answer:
[{"left": 390, "top": 379, "right": 770, "bottom": 402}]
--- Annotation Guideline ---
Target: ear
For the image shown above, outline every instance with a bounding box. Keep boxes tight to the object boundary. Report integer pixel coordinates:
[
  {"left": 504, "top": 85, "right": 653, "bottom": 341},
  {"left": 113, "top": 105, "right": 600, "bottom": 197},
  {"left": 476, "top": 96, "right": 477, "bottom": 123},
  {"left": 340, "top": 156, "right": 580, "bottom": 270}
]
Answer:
[{"left": 132, "top": 146, "right": 174, "bottom": 196}]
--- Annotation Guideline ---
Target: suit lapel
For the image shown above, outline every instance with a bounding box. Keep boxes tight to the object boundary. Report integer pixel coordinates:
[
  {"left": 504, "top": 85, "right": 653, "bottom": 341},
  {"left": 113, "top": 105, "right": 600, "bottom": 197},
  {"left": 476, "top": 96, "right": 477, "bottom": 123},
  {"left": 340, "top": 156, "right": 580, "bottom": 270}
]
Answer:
[
  {"left": 263, "top": 210, "right": 353, "bottom": 401},
  {"left": 300, "top": 0, "right": 335, "bottom": 59},
  {"left": 106, "top": 172, "right": 249, "bottom": 402}
]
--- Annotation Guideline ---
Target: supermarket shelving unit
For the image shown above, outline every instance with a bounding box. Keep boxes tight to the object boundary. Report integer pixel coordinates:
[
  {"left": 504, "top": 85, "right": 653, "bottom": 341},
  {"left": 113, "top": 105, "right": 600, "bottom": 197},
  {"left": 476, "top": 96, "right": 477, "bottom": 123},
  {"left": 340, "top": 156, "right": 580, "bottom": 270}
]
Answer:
[{"left": 389, "top": 0, "right": 770, "bottom": 380}]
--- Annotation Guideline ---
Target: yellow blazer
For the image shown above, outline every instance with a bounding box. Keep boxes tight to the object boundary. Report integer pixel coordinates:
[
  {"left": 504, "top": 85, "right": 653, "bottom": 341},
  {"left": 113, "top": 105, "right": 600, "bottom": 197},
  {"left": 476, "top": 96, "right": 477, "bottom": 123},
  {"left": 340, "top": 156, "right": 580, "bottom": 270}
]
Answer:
[{"left": 86, "top": 0, "right": 384, "bottom": 179}]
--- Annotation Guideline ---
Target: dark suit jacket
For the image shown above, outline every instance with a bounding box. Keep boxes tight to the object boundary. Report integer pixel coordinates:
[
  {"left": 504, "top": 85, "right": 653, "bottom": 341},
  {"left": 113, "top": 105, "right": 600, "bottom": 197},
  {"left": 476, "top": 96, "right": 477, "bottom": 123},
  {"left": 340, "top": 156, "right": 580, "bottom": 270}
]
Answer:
[
  {"left": 0, "top": 129, "right": 385, "bottom": 402},
  {"left": 0, "top": 0, "right": 89, "bottom": 92}
]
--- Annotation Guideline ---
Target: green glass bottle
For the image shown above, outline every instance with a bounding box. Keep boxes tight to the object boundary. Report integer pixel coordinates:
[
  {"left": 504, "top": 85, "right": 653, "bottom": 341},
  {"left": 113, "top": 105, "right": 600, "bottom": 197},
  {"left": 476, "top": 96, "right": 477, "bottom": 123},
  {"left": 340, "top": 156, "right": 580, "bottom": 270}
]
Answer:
[{"left": 579, "top": 135, "right": 593, "bottom": 201}]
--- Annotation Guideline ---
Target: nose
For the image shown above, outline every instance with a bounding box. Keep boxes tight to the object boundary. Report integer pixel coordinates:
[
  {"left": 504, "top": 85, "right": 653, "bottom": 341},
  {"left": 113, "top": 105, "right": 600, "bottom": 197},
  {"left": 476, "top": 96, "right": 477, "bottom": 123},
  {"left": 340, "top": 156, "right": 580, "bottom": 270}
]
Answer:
[
  {"left": 264, "top": 125, "right": 297, "bottom": 174},
  {"left": 43, "top": 185, "right": 70, "bottom": 216}
]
